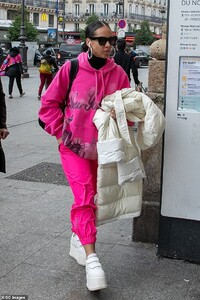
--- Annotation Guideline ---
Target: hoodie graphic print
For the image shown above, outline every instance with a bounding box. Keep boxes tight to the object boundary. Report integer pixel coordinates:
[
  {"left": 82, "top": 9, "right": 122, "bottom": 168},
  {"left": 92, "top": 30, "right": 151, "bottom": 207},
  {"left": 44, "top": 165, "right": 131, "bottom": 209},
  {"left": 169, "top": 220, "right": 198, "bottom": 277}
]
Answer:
[{"left": 38, "top": 52, "right": 130, "bottom": 160}]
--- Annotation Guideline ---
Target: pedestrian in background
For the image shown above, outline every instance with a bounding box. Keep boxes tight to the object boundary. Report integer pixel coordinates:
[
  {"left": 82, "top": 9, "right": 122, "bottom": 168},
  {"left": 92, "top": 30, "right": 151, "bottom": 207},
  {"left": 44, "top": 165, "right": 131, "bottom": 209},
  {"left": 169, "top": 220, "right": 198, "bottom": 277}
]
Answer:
[
  {"left": 114, "top": 39, "right": 142, "bottom": 91},
  {"left": 0, "top": 46, "right": 25, "bottom": 99},
  {"left": 38, "top": 49, "right": 58, "bottom": 100},
  {"left": 39, "top": 20, "right": 130, "bottom": 291},
  {"left": 0, "top": 78, "right": 9, "bottom": 173}
]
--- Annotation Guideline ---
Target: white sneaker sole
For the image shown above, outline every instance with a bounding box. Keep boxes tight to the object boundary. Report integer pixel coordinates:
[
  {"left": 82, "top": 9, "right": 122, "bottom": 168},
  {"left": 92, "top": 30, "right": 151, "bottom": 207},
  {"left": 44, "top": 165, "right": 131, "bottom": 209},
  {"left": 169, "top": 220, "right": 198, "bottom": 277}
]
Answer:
[
  {"left": 69, "top": 243, "right": 86, "bottom": 266},
  {"left": 86, "top": 275, "right": 107, "bottom": 291}
]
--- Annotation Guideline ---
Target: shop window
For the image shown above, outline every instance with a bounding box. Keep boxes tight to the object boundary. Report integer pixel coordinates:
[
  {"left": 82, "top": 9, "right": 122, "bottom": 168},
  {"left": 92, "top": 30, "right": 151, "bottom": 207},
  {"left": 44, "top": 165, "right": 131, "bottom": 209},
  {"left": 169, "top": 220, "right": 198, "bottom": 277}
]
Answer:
[
  {"left": 7, "top": 10, "right": 17, "bottom": 20},
  {"left": 103, "top": 4, "right": 108, "bottom": 16},
  {"left": 75, "top": 4, "right": 80, "bottom": 17},
  {"left": 75, "top": 23, "right": 79, "bottom": 31},
  {"left": 89, "top": 4, "right": 94, "bottom": 14},
  {"left": 33, "top": 13, "right": 39, "bottom": 26},
  {"left": 49, "top": 14, "right": 54, "bottom": 27},
  {"left": 141, "top": 6, "right": 145, "bottom": 15}
]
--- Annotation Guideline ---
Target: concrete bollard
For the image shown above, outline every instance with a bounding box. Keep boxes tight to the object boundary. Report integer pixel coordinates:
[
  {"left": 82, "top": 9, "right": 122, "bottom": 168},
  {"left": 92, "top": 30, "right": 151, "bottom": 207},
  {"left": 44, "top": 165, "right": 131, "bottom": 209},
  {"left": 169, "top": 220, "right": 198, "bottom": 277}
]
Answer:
[{"left": 133, "top": 24, "right": 166, "bottom": 244}]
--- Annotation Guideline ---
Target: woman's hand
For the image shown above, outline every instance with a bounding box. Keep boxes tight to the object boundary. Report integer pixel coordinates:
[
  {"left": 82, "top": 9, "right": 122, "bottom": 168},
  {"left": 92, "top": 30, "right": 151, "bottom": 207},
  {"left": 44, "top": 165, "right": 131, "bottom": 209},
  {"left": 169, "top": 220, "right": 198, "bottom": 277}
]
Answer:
[
  {"left": 0, "top": 128, "right": 9, "bottom": 139},
  {"left": 57, "top": 137, "right": 62, "bottom": 145},
  {"left": 110, "top": 108, "right": 116, "bottom": 120}
]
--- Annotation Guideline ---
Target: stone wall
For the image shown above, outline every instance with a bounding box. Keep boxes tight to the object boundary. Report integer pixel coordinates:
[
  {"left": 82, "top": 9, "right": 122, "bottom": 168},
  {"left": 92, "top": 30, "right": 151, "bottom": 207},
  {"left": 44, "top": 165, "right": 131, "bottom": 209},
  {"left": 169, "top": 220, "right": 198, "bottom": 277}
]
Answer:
[
  {"left": 132, "top": 26, "right": 166, "bottom": 244},
  {"left": 133, "top": 93, "right": 164, "bottom": 244},
  {"left": 148, "top": 61, "right": 165, "bottom": 94}
]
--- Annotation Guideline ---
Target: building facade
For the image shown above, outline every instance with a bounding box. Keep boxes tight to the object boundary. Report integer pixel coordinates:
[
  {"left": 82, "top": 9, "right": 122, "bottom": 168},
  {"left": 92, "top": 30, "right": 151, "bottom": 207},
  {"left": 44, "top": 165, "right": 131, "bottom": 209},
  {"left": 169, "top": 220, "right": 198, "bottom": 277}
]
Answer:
[{"left": 0, "top": 0, "right": 167, "bottom": 47}]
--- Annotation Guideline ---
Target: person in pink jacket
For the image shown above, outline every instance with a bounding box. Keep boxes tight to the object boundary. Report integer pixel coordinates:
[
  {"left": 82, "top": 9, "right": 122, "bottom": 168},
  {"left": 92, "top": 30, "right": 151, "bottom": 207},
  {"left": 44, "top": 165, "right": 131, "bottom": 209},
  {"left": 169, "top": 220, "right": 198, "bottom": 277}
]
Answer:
[{"left": 38, "top": 20, "right": 130, "bottom": 291}]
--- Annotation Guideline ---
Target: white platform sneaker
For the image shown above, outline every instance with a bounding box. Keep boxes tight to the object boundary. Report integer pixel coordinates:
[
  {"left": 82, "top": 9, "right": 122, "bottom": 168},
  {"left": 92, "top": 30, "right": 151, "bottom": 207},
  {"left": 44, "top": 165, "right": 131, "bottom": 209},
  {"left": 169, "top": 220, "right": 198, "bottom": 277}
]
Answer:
[
  {"left": 69, "top": 233, "right": 86, "bottom": 266},
  {"left": 86, "top": 253, "right": 107, "bottom": 291}
]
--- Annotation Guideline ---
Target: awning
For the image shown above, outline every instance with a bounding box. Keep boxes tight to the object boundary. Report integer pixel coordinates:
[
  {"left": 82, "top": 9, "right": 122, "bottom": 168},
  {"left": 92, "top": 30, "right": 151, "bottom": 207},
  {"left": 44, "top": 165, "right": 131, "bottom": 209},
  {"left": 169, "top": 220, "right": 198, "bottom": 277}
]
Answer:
[
  {"left": 153, "top": 34, "right": 161, "bottom": 39},
  {"left": 0, "top": 30, "right": 64, "bottom": 44},
  {"left": 125, "top": 36, "right": 135, "bottom": 43},
  {"left": 38, "top": 32, "right": 63, "bottom": 43}
]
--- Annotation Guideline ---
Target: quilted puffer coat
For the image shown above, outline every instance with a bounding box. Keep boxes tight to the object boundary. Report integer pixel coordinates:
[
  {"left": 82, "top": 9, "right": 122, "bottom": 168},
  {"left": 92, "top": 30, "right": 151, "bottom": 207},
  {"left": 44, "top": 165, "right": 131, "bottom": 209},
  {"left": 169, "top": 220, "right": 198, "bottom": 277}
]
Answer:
[{"left": 93, "top": 88, "right": 165, "bottom": 225}]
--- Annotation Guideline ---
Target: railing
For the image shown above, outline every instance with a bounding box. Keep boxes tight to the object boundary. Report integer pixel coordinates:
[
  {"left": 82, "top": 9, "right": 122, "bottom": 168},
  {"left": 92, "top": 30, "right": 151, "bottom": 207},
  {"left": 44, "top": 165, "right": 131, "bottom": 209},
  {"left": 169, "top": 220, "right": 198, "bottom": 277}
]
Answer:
[
  {"left": 0, "top": 0, "right": 21, "bottom": 3},
  {"left": 0, "top": 0, "right": 63, "bottom": 10},
  {"left": 129, "top": 13, "right": 165, "bottom": 24},
  {"left": 65, "top": 12, "right": 165, "bottom": 24},
  {"left": 0, "top": 0, "right": 165, "bottom": 24},
  {"left": 65, "top": 12, "right": 118, "bottom": 19}
]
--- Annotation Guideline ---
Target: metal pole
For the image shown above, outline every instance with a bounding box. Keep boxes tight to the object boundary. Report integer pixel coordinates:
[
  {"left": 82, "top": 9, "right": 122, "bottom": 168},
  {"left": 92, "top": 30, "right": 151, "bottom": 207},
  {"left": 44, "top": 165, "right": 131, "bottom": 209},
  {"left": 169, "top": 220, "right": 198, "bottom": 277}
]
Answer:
[
  {"left": 55, "top": 0, "right": 58, "bottom": 46},
  {"left": 18, "top": 0, "right": 29, "bottom": 78},
  {"left": 56, "top": 18, "right": 58, "bottom": 46},
  {"left": 62, "top": 0, "right": 65, "bottom": 40},
  {"left": 160, "top": 7, "right": 166, "bottom": 27}
]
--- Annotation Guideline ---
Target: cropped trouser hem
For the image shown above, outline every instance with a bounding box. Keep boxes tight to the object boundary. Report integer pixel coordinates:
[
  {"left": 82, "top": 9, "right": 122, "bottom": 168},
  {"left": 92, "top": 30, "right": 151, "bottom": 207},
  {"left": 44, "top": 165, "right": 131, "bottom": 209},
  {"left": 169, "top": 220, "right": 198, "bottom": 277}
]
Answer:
[{"left": 76, "top": 236, "right": 96, "bottom": 246}]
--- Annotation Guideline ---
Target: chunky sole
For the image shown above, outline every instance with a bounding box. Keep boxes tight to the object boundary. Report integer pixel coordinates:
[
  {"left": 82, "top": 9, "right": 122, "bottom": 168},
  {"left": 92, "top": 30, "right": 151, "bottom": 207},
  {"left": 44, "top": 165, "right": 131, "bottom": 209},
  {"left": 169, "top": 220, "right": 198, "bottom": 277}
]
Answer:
[
  {"left": 69, "top": 243, "right": 86, "bottom": 266},
  {"left": 86, "top": 275, "right": 107, "bottom": 291}
]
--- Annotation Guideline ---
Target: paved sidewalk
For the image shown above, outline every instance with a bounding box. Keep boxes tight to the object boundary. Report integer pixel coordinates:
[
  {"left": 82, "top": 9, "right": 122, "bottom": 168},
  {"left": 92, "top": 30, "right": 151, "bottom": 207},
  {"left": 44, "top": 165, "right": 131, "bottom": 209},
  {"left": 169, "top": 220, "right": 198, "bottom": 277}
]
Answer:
[{"left": 0, "top": 68, "right": 199, "bottom": 300}]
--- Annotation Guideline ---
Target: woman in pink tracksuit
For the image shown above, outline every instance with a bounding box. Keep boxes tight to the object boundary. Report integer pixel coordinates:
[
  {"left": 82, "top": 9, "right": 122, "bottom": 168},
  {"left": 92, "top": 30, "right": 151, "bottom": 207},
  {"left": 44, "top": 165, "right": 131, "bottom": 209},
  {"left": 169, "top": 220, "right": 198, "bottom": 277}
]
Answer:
[{"left": 38, "top": 21, "right": 130, "bottom": 291}]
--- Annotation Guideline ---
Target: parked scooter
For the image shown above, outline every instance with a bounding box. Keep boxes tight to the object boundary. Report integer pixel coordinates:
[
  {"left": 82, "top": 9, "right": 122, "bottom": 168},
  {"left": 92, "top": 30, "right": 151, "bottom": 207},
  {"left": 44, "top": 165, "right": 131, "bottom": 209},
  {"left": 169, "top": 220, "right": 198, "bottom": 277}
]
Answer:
[{"left": 33, "top": 49, "right": 42, "bottom": 67}]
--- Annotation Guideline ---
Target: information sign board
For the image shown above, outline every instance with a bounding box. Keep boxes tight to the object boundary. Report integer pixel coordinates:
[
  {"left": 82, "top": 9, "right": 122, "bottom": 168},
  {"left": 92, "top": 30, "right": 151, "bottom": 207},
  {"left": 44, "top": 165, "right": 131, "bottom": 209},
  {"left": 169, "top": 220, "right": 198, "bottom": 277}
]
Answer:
[{"left": 161, "top": 0, "right": 200, "bottom": 221}]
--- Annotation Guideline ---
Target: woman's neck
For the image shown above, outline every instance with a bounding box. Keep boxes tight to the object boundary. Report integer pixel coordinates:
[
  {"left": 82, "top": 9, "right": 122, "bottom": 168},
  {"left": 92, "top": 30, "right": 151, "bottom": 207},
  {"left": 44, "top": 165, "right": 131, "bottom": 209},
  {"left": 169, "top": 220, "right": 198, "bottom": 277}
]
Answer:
[{"left": 88, "top": 55, "right": 107, "bottom": 70}]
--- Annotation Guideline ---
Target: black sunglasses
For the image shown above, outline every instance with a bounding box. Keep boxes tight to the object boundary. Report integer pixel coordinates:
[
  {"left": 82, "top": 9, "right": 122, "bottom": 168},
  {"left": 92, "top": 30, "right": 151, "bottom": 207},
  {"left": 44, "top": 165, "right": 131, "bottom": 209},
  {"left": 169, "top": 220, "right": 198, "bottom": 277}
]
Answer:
[{"left": 90, "top": 36, "right": 117, "bottom": 46}]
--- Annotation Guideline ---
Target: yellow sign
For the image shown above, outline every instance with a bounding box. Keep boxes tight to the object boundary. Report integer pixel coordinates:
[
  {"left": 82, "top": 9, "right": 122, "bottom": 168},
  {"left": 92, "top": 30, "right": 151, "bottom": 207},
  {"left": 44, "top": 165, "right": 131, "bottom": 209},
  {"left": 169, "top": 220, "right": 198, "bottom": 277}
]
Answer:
[
  {"left": 58, "top": 16, "right": 63, "bottom": 23},
  {"left": 41, "top": 13, "right": 47, "bottom": 22}
]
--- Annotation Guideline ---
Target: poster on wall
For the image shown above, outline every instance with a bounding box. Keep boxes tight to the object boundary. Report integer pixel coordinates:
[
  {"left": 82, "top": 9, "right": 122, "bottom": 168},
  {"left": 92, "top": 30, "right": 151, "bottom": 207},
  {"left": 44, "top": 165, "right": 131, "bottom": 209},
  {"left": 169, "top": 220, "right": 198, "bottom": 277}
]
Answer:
[
  {"left": 47, "top": 28, "right": 57, "bottom": 43},
  {"left": 178, "top": 56, "right": 200, "bottom": 112}
]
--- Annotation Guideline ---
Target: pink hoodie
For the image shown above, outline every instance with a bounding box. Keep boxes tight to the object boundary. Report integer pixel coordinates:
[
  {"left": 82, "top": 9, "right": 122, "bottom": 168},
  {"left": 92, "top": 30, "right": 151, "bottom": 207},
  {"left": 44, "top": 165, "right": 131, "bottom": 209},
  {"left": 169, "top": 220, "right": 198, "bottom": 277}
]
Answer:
[{"left": 38, "top": 52, "right": 130, "bottom": 159}]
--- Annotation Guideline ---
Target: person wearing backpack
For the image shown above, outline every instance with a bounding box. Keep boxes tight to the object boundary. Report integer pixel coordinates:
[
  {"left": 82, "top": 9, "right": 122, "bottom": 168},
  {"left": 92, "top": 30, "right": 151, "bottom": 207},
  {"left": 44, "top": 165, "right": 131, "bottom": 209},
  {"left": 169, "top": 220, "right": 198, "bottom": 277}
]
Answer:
[
  {"left": 0, "top": 47, "right": 25, "bottom": 99},
  {"left": 38, "top": 21, "right": 130, "bottom": 291},
  {"left": 38, "top": 49, "right": 58, "bottom": 100},
  {"left": 114, "top": 39, "right": 142, "bottom": 91}
]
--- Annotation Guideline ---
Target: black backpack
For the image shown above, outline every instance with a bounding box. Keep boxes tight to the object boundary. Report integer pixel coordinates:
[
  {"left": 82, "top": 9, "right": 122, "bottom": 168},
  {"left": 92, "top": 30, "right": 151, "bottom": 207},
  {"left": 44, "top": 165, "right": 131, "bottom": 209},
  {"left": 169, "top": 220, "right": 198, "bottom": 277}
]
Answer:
[
  {"left": 61, "top": 58, "right": 79, "bottom": 111},
  {"left": 39, "top": 59, "right": 79, "bottom": 131},
  {"left": 66, "top": 58, "right": 79, "bottom": 100}
]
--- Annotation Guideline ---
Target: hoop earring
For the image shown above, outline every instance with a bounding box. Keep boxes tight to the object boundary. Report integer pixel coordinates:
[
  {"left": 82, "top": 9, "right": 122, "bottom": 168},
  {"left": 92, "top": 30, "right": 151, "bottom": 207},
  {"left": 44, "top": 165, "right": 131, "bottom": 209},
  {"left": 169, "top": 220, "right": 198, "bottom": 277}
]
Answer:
[
  {"left": 109, "top": 46, "right": 116, "bottom": 58},
  {"left": 87, "top": 46, "right": 93, "bottom": 60}
]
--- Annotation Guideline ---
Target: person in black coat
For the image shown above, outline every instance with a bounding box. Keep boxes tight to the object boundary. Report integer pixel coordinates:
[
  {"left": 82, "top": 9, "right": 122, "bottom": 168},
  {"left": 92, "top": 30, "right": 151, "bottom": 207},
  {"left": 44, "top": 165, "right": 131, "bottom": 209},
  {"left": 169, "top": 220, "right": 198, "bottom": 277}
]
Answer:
[
  {"left": 0, "top": 78, "right": 9, "bottom": 173},
  {"left": 114, "top": 39, "right": 141, "bottom": 91},
  {"left": 5, "top": 47, "right": 25, "bottom": 99}
]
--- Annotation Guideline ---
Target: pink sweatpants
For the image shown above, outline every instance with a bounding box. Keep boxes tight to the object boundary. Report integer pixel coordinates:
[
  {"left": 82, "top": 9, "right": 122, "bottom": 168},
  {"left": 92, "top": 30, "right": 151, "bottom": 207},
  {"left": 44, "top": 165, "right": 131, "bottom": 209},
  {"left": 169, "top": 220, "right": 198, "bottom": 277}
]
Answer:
[{"left": 59, "top": 143, "right": 98, "bottom": 245}]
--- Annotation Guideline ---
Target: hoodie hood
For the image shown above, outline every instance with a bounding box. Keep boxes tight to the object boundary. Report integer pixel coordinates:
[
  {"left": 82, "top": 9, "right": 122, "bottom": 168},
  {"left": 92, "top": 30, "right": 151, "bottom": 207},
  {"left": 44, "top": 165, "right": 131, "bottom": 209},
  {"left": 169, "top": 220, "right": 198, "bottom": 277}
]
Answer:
[
  {"left": 10, "top": 52, "right": 18, "bottom": 58},
  {"left": 9, "top": 47, "right": 20, "bottom": 57},
  {"left": 76, "top": 52, "right": 119, "bottom": 100}
]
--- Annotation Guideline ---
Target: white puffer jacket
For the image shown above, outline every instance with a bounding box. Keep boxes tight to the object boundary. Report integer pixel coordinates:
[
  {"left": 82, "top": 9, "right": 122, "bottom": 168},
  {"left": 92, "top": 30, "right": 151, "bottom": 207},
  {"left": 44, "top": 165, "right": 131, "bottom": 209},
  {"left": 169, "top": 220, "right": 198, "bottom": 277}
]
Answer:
[{"left": 93, "top": 88, "right": 165, "bottom": 225}]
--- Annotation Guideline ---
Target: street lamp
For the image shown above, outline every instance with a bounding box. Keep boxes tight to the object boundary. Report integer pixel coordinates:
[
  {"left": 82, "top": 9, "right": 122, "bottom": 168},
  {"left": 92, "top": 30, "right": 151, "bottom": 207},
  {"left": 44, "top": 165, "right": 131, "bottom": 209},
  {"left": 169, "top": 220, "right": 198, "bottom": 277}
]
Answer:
[
  {"left": 55, "top": 0, "right": 59, "bottom": 46},
  {"left": 160, "top": 7, "right": 166, "bottom": 27},
  {"left": 18, "top": 0, "right": 29, "bottom": 78},
  {"left": 62, "top": 0, "right": 66, "bottom": 40},
  {"left": 85, "top": 9, "right": 90, "bottom": 17}
]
